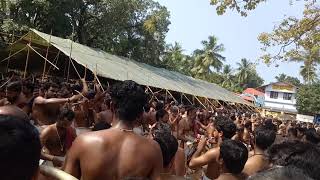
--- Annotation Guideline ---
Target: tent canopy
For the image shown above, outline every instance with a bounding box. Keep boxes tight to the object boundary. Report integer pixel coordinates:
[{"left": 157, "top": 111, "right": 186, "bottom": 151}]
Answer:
[{"left": 5, "top": 29, "right": 252, "bottom": 106}]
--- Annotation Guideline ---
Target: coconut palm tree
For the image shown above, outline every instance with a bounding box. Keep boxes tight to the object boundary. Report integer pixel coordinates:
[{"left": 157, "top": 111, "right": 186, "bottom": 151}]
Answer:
[
  {"left": 191, "top": 35, "right": 225, "bottom": 79},
  {"left": 236, "top": 58, "right": 254, "bottom": 84},
  {"left": 221, "top": 64, "right": 234, "bottom": 88}
]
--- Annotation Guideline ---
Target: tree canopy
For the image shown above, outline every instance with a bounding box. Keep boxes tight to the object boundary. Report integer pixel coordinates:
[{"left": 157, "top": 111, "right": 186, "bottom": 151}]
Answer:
[
  {"left": 296, "top": 83, "right": 320, "bottom": 115},
  {"left": 0, "top": 0, "right": 171, "bottom": 66},
  {"left": 275, "top": 73, "right": 301, "bottom": 87},
  {"left": 210, "top": 0, "right": 317, "bottom": 16}
]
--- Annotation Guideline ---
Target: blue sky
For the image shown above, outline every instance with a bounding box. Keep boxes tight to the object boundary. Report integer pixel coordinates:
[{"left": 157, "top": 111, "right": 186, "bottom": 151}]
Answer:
[{"left": 154, "top": 0, "right": 306, "bottom": 84}]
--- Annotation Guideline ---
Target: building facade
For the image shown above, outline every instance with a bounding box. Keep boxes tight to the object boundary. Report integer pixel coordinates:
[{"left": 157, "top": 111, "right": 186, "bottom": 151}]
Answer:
[{"left": 260, "top": 82, "right": 297, "bottom": 114}]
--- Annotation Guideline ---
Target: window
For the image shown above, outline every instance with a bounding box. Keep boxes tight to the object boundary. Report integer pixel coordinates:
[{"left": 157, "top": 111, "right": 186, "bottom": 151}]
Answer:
[
  {"left": 270, "top": 91, "right": 278, "bottom": 99},
  {"left": 283, "top": 93, "right": 293, "bottom": 100}
]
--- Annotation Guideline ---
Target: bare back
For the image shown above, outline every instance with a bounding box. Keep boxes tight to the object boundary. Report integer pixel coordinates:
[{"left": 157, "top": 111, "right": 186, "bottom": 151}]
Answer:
[
  {"left": 64, "top": 128, "right": 163, "bottom": 180},
  {"left": 243, "top": 155, "right": 269, "bottom": 176}
]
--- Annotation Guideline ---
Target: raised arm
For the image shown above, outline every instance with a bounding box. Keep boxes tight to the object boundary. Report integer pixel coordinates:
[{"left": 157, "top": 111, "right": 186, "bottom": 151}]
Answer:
[{"left": 189, "top": 137, "right": 218, "bottom": 169}]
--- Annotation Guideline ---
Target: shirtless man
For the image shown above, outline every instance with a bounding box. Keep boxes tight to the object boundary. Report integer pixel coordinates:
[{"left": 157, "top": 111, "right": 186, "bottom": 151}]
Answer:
[
  {"left": 63, "top": 80, "right": 163, "bottom": 180},
  {"left": 243, "top": 123, "right": 276, "bottom": 176},
  {"left": 189, "top": 117, "right": 237, "bottom": 180},
  {"left": 0, "top": 106, "right": 41, "bottom": 180},
  {"left": 169, "top": 105, "right": 182, "bottom": 136},
  {"left": 32, "top": 79, "right": 86, "bottom": 125},
  {"left": 0, "top": 81, "right": 27, "bottom": 108},
  {"left": 153, "top": 128, "right": 185, "bottom": 180},
  {"left": 216, "top": 140, "right": 248, "bottom": 180},
  {"left": 21, "top": 81, "right": 35, "bottom": 115},
  {"left": 177, "top": 106, "right": 197, "bottom": 145},
  {"left": 96, "top": 98, "right": 113, "bottom": 125},
  {"left": 40, "top": 108, "right": 77, "bottom": 167}
]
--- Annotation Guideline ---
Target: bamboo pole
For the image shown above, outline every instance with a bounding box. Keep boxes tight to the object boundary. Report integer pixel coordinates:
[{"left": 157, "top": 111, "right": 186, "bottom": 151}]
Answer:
[
  {"left": 46, "top": 51, "right": 60, "bottom": 76},
  {"left": 166, "top": 89, "right": 178, "bottom": 103},
  {"left": 194, "top": 96, "right": 207, "bottom": 109},
  {"left": 147, "top": 86, "right": 159, "bottom": 102},
  {"left": 66, "top": 39, "right": 73, "bottom": 82},
  {"left": 182, "top": 93, "right": 193, "bottom": 105},
  {"left": 27, "top": 44, "right": 59, "bottom": 70},
  {"left": 84, "top": 64, "right": 87, "bottom": 80},
  {"left": 0, "top": 46, "right": 27, "bottom": 64},
  {"left": 94, "top": 64, "right": 105, "bottom": 92},
  {"left": 205, "top": 98, "right": 217, "bottom": 108},
  {"left": 23, "top": 45, "right": 30, "bottom": 79},
  {"left": 42, "top": 30, "right": 52, "bottom": 82},
  {"left": 23, "top": 34, "right": 32, "bottom": 79}
]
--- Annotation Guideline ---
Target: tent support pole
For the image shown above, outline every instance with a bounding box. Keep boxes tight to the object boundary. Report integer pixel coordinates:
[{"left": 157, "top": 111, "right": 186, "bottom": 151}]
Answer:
[
  {"left": 166, "top": 89, "right": 177, "bottom": 103},
  {"left": 94, "top": 64, "right": 105, "bottom": 92},
  {"left": 84, "top": 64, "right": 87, "bottom": 80},
  {"left": 147, "top": 86, "right": 159, "bottom": 102},
  {"left": 0, "top": 46, "right": 27, "bottom": 64},
  {"left": 27, "top": 44, "right": 59, "bottom": 70},
  {"left": 205, "top": 98, "right": 217, "bottom": 108},
  {"left": 23, "top": 45, "right": 30, "bottom": 79},
  {"left": 47, "top": 51, "right": 60, "bottom": 76},
  {"left": 67, "top": 39, "right": 73, "bottom": 82},
  {"left": 194, "top": 96, "right": 207, "bottom": 109},
  {"left": 42, "top": 30, "right": 52, "bottom": 82},
  {"left": 23, "top": 35, "right": 32, "bottom": 79},
  {"left": 182, "top": 93, "right": 193, "bottom": 105}
]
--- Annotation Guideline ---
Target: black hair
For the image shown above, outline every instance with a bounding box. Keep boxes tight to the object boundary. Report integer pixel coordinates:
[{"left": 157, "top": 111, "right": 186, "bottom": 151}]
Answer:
[
  {"left": 248, "top": 166, "right": 314, "bottom": 180},
  {"left": 156, "top": 109, "right": 168, "bottom": 122},
  {"left": 255, "top": 124, "right": 277, "bottom": 150},
  {"left": 288, "top": 128, "right": 298, "bottom": 138},
  {"left": 154, "top": 128, "right": 178, "bottom": 167},
  {"left": 58, "top": 108, "right": 75, "bottom": 121},
  {"left": 268, "top": 140, "right": 320, "bottom": 180},
  {"left": 155, "top": 101, "right": 164, "bottom": 111},
  {"left": 305, "top": 129, "right": 320, "bottom": 144},
  {"left": 23, "top": 81, "right": 34, "bottom": 93},
  {"left": 110, "top": 81, "right": 147, "bottom": 122},
  {"left": 6, "top": 81, "right": 22, "bottom": 92},
  {"left": 220, "top": 139, "right": 248, "bottom": 174},
  {"left": 215, "top": 116, "right": 237, "bottom": 139},
  {"left": 92, "top": 121, "right": 112, "bottom": 131},
  {"left": 0, "top": 115, "right": 41, "bottom": 180}
]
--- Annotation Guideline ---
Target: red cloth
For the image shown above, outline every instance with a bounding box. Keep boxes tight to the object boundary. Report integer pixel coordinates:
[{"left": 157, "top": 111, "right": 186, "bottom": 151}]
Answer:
[{"left": 65, "top": 127, "right": 76, "bottom": 150}]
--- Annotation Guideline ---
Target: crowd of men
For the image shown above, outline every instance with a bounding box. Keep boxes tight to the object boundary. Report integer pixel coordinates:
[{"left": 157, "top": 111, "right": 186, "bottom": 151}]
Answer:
[{"left": 1, "top": 73, "right": 320, "bottom": 180}]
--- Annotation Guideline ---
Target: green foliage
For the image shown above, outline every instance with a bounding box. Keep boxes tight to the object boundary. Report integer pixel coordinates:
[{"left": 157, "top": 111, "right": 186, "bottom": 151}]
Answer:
[
  {"left": 296, "top": 83, "right": 320, "bottom": 115},
  {"left": 234, "top": 58, "right": 264, "bottom": 89},
  {"left": 258, "top": 3, "right": 320, "bottom": 83},
  {"left": 0, "top": 0, "right": 171, "bottom": 66},
  {"left": 191, "top": 35, "right": 225, "bottom": 79},
  {"left": 210, "top": 0, "right": 316, "bottom": 17},
  {"left": 275, "top": 73, "right": 301, "bottom": 87}
]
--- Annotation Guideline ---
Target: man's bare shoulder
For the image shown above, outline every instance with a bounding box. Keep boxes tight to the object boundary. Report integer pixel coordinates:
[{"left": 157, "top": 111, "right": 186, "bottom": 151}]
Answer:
[
  {"left": 33, "top": 96, "right": 45, "bottom": 104},
  {"left": 206, "top": 147, "right": 220, "bottom": 162}
]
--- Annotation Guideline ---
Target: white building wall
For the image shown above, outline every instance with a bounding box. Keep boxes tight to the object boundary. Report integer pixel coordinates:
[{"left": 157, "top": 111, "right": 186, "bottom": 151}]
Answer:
[{"left": 263, "top": 84, "right": 297, "bottom": 113}]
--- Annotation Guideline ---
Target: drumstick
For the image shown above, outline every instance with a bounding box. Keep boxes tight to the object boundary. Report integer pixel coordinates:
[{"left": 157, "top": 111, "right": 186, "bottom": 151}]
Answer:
[
  {"left": 0, "top": 77, "right": 13, "bottom": 89},
  {"left": 74, "top": 90, "right": 86, "bottom": 98}
]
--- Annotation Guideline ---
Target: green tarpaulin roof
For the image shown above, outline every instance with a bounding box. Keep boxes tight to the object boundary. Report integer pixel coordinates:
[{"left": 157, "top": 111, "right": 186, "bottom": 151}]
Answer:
[{"left": 9, "top": 29, "right": 252, "bottom": 106}]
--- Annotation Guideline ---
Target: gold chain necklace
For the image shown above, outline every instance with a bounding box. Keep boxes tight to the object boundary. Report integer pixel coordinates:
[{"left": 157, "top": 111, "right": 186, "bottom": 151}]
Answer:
[{"left": 56, "top": 127, "right": 64, "bottom": 152}]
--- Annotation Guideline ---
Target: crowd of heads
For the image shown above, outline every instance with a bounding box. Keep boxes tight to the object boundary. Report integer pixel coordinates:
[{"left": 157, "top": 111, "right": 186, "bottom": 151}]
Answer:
[{"left": 1, "top": 72, "right": 320, "bottom": 180}]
